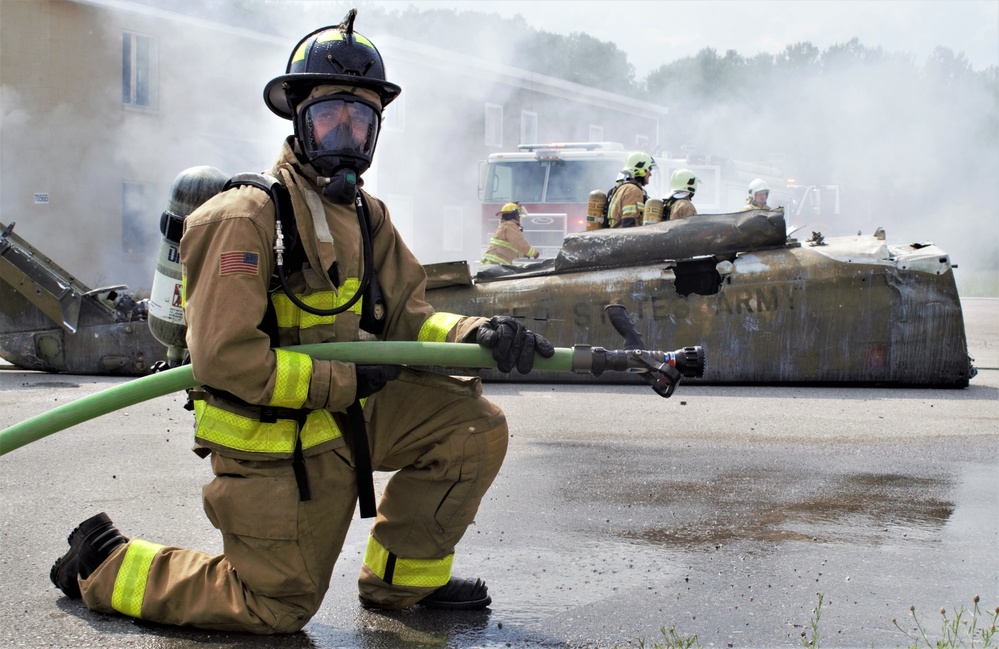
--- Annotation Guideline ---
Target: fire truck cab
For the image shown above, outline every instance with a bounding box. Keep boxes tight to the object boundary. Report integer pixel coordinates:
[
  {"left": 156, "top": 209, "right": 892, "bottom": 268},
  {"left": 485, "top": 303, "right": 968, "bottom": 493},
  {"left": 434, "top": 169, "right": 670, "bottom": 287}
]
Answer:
[{"left": 478, "top": 142, "right": 646, "bottom": 260}]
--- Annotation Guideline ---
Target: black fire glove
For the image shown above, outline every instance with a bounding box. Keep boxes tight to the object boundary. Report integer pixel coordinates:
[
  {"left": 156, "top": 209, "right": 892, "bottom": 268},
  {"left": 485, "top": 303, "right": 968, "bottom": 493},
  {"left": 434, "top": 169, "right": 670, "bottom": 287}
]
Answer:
[
  {"left": 355, "top": 365, "right": 402, "bottom": 399},
  {"left": 475, "top": 315, "right": 555, "bottom": 374}
]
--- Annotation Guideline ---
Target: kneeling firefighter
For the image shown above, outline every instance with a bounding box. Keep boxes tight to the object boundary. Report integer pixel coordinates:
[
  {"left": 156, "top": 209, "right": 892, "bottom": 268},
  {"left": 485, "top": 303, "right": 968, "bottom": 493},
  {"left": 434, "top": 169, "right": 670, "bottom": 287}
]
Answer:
[{"left": 50, "top": 9, "right": 554, "bottom": 633}]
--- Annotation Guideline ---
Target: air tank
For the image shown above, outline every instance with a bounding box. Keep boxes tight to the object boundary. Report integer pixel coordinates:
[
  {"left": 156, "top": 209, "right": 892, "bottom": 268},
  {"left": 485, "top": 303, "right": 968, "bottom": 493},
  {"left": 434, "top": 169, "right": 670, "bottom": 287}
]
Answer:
[
  {"left": 148, "top": 166, "right": 228, "bottom": 366},
  {"left": 586, "top": 189, "right": 607, "bottom": 231},
  {"left": 643, "top": 198, "right": 664, "bottom": 225}
]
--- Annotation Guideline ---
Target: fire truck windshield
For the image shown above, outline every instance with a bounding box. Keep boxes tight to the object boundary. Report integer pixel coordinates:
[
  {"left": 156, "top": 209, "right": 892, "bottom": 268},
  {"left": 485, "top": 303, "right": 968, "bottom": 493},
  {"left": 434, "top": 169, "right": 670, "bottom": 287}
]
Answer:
[{"left": 484, "top": 159, "right": 622, "bottom": 204}]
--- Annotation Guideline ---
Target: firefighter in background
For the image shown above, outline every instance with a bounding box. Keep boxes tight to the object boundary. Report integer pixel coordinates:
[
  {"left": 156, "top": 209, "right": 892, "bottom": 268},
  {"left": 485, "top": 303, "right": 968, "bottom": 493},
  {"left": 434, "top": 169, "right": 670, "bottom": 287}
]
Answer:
[
  {"left": 740, "top": 178, "right": 771, "bottom": 211},
  {"left": 480, "top": 202, "right": 540, "bottom": 266},
  {"left": 50, "top": 11, "right": 554, "bottom": 633},
  {"left": 665, "top": 168, "right": 700, "bottom": 220},
  {"left": 606, "top": 151, "right": 655, "bottom": 227}
]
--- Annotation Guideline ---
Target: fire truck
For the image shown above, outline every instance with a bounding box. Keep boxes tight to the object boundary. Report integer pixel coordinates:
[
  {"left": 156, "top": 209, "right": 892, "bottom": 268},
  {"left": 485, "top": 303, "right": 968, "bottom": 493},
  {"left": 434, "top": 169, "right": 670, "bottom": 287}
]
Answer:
[
  {"left": 477, "top": 142, "right": 636, "bottom": 259},
  {"left": 477, "top": 142, "right": 818, "bottom": 260}
]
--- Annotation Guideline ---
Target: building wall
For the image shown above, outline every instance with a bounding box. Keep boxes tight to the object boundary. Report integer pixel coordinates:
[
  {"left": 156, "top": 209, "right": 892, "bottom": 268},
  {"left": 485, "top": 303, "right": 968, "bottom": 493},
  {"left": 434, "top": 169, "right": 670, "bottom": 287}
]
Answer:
[
  {"left": 1, "top": 0, "right": 287, "bottom": 290},
  {"left": 1, "top": 0, "right": 666, "bottom": 288}
]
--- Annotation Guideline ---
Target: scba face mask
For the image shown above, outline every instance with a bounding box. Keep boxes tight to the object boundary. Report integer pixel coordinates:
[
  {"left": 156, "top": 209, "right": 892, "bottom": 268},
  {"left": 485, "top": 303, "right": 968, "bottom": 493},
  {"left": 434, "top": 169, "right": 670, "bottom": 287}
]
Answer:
[{"left": 297, "top": 94, "right": 381, "bottom": 203}]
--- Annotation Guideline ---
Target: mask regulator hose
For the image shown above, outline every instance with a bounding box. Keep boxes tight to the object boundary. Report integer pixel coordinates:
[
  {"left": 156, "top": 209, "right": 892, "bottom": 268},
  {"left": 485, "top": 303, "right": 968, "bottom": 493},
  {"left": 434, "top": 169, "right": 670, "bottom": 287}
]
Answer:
[{"left": 275, "top": 188, "right": 373, "bottom": 317}]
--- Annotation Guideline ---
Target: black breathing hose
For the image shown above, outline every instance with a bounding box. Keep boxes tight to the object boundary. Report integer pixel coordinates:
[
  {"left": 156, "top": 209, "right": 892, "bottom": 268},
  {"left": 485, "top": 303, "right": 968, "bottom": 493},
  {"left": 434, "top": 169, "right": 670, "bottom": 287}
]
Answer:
[{"left": 277, "top": 189, "right": 373, "bottom": 317}]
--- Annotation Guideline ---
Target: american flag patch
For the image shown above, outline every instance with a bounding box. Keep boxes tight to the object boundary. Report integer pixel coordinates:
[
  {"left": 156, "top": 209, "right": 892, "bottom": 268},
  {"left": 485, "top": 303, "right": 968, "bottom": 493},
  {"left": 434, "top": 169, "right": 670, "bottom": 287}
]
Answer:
[{"left": 219, "top": 251, "right": 259, "bottom": 276}]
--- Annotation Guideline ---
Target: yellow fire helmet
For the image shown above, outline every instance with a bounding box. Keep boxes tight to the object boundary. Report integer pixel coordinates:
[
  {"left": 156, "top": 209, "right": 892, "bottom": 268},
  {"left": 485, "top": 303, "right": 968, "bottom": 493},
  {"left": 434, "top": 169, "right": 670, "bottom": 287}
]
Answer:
[
  {"left": 670, "top": 168, "right": 700, "bottom": 194},
  {"left": 623, "top": 151, "right": 656, "bottom": 179},
  {"left": 497, "top": 202, "right": 527, "bottom": 219}
]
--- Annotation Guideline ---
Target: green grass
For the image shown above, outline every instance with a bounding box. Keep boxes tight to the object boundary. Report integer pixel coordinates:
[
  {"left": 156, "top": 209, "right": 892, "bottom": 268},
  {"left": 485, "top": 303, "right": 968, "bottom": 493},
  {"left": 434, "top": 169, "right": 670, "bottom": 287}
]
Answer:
[
  {"left": 893, "top": 595, "right": 998, "bottom": 649},
  {"left": 613, "top": 595, "right": 997, "bottom": 649}
]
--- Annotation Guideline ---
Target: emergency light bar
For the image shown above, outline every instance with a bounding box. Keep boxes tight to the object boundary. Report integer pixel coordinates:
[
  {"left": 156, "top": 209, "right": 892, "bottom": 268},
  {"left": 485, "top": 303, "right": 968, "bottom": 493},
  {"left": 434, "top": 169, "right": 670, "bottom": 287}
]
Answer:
[{"left": 517, "top": 142, "right": 624, "bottom": 152}]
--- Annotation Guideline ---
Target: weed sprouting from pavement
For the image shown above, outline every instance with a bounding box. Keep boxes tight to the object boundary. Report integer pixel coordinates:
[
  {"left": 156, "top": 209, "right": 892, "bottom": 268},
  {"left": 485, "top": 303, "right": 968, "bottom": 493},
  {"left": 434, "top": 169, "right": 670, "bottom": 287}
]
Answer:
[
  {"left": 893, "top": 595, "right": 999, "bottom": 649},
  {"left": 614, "top": 595, "right": 997, "bottom": 649},
  {"left": 617, "top": 625, "right": 701, "bottom": 649},
  {"left": 801, "top": 592, "right": 823, "bottom": 649}
]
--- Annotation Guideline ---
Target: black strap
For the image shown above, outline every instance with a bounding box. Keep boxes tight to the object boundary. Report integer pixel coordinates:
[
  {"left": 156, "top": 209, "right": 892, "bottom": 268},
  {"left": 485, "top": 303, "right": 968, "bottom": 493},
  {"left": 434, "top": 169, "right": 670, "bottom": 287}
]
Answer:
[
  {"left": 346, "top": 399, "right": 377, "bottom": 518},
  {"left": 223, "top": 173, "right": 309, "bottom": 290},
  {"left": 663, "top": 196, "right": 677, "bottom": 221},
  {"left": 383, "top": 552, "right": 397, "bottom": 584},
  {"left": 292, "top": 429, "right": 312, "bottom": 502},
  {"left": 356, "top": 192, "right": 386, "bottom": 336}
]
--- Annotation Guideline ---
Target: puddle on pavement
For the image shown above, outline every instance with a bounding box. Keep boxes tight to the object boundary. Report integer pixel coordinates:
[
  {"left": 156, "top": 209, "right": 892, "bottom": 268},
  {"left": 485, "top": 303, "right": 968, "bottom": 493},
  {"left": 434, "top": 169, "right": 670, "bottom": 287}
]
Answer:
[{"left": 597, "top": 469, "right": 955, "bottom": 549}]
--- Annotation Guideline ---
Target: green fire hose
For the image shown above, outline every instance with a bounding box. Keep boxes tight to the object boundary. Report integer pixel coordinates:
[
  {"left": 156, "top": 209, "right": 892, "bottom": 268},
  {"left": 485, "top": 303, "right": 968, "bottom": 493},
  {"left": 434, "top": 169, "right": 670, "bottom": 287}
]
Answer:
[
  {"left": 0, "top": 342, "right": 575, "bottom": 457},
  {"left": 1, "top": 308, "right": 705, "bottom": 458}
]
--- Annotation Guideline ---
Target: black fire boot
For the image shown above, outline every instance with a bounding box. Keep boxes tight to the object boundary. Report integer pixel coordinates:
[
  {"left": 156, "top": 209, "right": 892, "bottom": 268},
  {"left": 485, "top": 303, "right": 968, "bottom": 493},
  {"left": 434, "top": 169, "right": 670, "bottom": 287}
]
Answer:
[
  {"left": 50, "top": 512, "right": 128, "bottom": 599},
  {"left": 416, "top": 577, "right": 492, "bottom": 610}
]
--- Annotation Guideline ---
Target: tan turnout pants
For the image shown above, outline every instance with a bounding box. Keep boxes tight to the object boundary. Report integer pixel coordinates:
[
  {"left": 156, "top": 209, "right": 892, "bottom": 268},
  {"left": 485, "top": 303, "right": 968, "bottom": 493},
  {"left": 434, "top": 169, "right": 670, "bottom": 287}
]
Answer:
[{"left": 79, "top": 369, "right": 508, "bottom": 633}]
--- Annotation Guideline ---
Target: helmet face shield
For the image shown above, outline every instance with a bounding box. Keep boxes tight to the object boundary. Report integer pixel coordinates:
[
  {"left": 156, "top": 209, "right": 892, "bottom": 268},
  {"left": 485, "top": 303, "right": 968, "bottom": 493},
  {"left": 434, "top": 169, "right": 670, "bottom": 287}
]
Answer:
[{"left": 297, "top": 94, "right": 381, "bottom": 174}]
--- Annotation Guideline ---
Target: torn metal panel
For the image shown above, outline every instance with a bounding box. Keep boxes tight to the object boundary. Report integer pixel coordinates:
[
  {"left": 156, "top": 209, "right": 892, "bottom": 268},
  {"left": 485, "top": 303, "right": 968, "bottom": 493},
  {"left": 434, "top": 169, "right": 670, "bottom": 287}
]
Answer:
[
  {"left": 0, "top": 222, "right": 165, "bottom": 375},
  {"left": 426, "top": 211, "right": 974, "bottom": 387}
]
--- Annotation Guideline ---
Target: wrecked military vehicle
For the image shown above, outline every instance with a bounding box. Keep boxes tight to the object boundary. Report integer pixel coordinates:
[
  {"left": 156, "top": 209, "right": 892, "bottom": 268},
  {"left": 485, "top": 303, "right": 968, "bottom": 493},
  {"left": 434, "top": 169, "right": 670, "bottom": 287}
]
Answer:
[
  {"left": 1, "top": 208, "right": 976, "bottom": 387},
  {"left": 425, "top": 208, "right": 975, "bottom": 387},
  {"left": 0, "top": 222, "right": 165, "bottom": 375}
]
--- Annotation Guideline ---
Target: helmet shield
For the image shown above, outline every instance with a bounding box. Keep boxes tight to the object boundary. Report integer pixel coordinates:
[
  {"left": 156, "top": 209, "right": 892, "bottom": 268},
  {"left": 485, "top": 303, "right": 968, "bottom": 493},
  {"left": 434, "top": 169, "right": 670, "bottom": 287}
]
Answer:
[{"left": 296, "top": 94, "right": 381, "bottom": 176}]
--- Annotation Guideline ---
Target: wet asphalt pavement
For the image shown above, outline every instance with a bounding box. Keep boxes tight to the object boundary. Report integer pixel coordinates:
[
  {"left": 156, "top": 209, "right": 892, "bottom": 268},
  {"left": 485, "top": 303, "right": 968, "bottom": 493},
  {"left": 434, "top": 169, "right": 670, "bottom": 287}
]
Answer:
[{"left": 1, "top": 298, "right": 996, "bottom": 649}]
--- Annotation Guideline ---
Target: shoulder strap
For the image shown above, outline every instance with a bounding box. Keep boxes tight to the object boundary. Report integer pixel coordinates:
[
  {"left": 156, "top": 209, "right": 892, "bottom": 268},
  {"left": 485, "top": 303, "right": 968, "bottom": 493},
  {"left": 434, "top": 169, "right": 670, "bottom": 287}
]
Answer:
[
  {"left": 223, "top": 173, "right": 309, "bottom": 287},
  {"left": 222, "top": 173, "right": 306, "bottom": 346},
  {"left": 601, "top": 183, "right": 620, "bottom": 222}
]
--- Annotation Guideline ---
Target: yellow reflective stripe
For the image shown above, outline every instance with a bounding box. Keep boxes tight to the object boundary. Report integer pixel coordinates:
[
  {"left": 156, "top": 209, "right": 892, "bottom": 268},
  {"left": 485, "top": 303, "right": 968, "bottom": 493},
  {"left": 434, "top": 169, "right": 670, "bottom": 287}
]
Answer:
[
  {"left": 269, "top": 349, "right": 312, "bottom": 409},
  {"left": 418, "top": 312, "right": 463, "bottom": 343},
  {"left": 527, "top": 246, "right": 537, "bottom": 257},
  {"left": 293, "top": 32, "right": 375, "bottom": 63},
  {"left": 622, "top": 204, "right": 638, "bottom": 216},
  {"left": 181, "top": 275, "right": 187, "bottom": 308},
  {"left": 292, "top": 43, "right": 308, "bottom": 64},
  {"left": 363, "top": 536, "right": 453, "bottom": 588},
  {"left": 489, "top": 237, "right": 519, "bottom": 251},
  {"left": 194, "top": 400, "right": 299, "bottom": 453},
  {"left": 300, "top": 408, "right": 344, "bottom": 449},
  {"left": 194, "top": 402, "right": 342, "bottom": 453},
  {"left": 314, "top": 31, "right": 375, "bottom": 49},
  {"left": 271, "top": 278, "right": 362, "bottom": 330},
  {"left": 480, "top": 253, "right": 508, "bottom": 265},
  {"left": 111, "top": 539, "right": 164, "bottom": 618}
]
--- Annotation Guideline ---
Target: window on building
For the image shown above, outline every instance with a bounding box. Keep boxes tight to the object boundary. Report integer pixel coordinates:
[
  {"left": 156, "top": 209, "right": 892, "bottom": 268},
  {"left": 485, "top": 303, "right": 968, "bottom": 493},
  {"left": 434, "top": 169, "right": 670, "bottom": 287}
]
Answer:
[
  {"left": 122, "top": 181, "right": 156, "bottom": 255},
  {"left": 520, "top": 111, "right": 538, "bottom": 145},
  {"left": 443, "top": 206, "right": 464, "bottom": 252},
  {"left": 122, "top": 32, "right": 157, "bottom": 108},
  {"left": 589, "top": 125, "right": 604, "bottom": 141},
  {"left": 383, "top": 93, "right": 406, "bottom": 132},
  {"left": 485, "top": 103, "right": 503, "bottom": 147}
]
